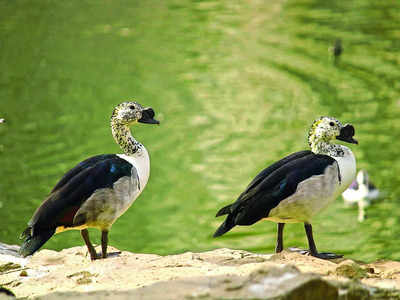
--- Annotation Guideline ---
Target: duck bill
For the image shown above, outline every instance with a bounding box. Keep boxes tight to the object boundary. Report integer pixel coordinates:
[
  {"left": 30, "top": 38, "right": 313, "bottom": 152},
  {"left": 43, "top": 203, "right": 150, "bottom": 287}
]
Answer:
[
  {"left": 336, "top": 124, "right": 358, "bottom": 144},
  {"left": 138, "top": 107, "right": 160, "bottom": 125}
]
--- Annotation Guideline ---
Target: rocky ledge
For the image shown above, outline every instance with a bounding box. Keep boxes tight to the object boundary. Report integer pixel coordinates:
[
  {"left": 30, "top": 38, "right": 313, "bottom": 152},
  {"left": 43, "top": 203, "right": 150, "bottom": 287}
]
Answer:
[{"left": 1, "top": 243, "right": 400, "bottom": 299}]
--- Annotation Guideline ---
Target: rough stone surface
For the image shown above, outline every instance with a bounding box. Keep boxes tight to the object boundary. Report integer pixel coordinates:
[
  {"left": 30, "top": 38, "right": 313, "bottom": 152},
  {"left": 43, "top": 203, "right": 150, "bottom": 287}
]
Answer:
[
  {"left": 0, "top": 243, "right": 400, "bottom": 299},
  {"left": 333, "top": 259, "right": 368, "bottom": 279},
  {"left": 33, "top": 266, "right": 340, "bottom": 300}
]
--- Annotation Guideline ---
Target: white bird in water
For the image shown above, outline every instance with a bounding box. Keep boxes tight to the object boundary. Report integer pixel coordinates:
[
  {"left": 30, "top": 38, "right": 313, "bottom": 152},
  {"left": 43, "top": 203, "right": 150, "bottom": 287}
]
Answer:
[{"left": 342, "top": 170, "right": 381, "bottom": 222}]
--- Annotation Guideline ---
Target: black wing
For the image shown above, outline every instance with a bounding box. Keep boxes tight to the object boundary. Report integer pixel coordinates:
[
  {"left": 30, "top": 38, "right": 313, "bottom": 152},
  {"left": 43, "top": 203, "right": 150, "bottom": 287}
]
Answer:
[
  {"left": 238, "top": 150, "right": 313, "bottom": 203},
  {"left": 214, "top": 151, "right": 337, "bottom": 236},
  {"left": 28, "top": 154, "right": 135, "bottom": 230},
  {"left": 51, "top": 154, "right": 117, "bottom": 192},
  {"left": 216, "top": 150, "right": 312, "bottom": 217}
]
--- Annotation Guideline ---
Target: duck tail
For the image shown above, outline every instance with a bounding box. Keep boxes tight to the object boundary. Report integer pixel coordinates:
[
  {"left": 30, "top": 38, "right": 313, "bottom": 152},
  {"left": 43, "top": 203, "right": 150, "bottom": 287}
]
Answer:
[
  {"left": 213, "top": 215, "right": 235, "bottom": 237},
  {"left": 215, "top": 204, "right": 232, "bottom": 217},
  {"left": 19, "top": 227, "right": 55, "bottom": 257}
]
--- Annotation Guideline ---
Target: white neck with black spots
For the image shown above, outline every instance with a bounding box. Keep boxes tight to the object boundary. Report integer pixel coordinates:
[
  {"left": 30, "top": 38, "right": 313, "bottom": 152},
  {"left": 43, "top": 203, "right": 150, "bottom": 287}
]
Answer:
[
  {"left": 111, "top": 122, "right": 143, "bottom": 156},
  {"left": 310, "top": 141, "right": 345, "bottom": 157},
  {"left": 310, "top": 135, "right": 356, "bottom": 193}
]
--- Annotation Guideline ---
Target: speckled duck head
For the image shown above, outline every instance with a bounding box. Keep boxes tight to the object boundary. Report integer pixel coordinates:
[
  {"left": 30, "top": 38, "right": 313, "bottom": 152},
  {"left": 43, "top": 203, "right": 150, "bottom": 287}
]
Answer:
[
  {"left": 308, "top": 116, "right": 357, "bottom": 156},
  {"left": 111, "top": 101, "right": 159, "bottom": 155},
  {"left": 111, "top": 101, "right": 159, "bottom": 126}
]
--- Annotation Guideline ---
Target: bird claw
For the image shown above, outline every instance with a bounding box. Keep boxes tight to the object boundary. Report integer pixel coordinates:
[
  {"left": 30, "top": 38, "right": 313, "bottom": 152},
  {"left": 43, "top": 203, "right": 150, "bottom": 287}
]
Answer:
[
  {"left": 89, "top": 252, "right": 100, "bottom": 260},
  {"left": 86, "top": 249, "right": 103, "bottom": 260},
  {"left": 312, "top": 252, "right": 343, "bottom": 259},
  {"left": 288, "top": 247, "right": 343, "bottom": 259}
]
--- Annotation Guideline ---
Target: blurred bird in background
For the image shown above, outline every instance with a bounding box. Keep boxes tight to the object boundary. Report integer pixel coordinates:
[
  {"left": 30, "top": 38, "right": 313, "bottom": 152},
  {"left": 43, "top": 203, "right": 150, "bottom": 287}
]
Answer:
[
  {"left": 342, "top": 170, "right": 381, "bottom": 222},
  {"left": 329, "top": 39, "right": 343, "bottom": 65}
]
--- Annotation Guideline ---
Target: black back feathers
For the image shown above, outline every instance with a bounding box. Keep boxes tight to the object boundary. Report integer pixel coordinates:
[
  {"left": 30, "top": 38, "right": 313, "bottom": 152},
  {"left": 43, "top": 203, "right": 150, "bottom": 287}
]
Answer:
[{"left": 213, "top": 150, "right": 337, "bottom": 237}]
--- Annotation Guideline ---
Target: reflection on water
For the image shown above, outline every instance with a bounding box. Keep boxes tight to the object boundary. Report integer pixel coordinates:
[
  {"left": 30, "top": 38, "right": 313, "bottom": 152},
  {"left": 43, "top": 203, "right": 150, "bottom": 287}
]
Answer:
[{"left": 0, "top": 0, "right": 400, "bottom": 262}]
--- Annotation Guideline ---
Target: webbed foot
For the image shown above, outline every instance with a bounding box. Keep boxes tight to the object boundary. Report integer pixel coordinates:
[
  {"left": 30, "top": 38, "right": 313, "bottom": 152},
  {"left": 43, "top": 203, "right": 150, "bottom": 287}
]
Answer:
[{"left": 289, "top": 247, "right": 343, "bottom": 259}]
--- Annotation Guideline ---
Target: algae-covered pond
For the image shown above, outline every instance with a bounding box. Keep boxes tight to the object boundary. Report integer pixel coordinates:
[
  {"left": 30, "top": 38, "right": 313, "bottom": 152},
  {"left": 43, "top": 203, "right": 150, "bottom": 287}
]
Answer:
[{"left": 1, "top": 0, "right": 400, "bottom": 262}]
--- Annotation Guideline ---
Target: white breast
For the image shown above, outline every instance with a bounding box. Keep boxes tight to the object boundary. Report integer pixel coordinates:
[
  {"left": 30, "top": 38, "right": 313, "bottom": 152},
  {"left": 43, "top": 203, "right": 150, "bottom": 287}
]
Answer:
[
  {"left": 333, "top": 146, "right": 357, "bottom": 196},
  {"left": 118, "top": 146, "right": 151, "bottom": 193}
]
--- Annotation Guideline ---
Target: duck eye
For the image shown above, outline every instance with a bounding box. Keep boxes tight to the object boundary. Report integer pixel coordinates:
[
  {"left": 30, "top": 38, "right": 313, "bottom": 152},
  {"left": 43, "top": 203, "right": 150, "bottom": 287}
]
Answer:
[
  {"left": 329, "top": 122, "right": 335, "bottom": 127},
  {"left": 129, "top": 105, "right": 135, "bottom": 110}
]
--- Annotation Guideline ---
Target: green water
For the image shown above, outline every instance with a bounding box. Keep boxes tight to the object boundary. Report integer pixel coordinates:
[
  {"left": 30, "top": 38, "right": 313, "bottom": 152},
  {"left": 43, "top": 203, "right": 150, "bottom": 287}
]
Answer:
[{"left": 1, "top": 0, "right": 400, "bottom": 262}]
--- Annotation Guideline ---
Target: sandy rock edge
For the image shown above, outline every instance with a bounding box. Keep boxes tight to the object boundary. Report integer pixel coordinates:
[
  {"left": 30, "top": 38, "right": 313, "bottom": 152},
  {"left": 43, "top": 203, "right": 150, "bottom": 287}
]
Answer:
[{"left": 1, "top": 244, "right": 400, "bottom": 299}]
